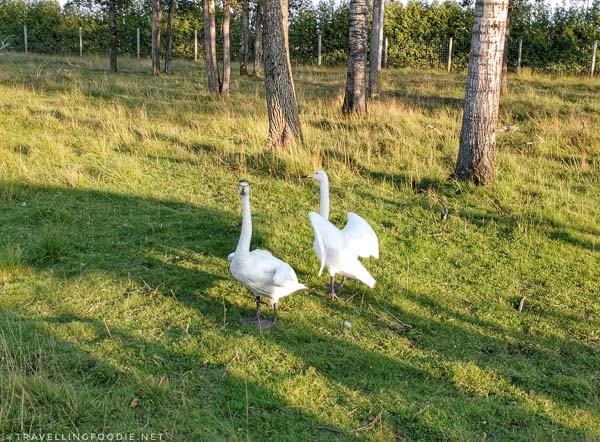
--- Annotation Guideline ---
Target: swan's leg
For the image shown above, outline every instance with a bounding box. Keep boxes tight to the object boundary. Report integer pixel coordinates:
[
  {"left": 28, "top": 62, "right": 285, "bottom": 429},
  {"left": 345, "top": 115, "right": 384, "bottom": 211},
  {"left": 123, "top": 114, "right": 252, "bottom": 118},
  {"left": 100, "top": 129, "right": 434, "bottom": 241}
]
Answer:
[
  {"left": 256, "top": 302, "right": 277, "bottom": 329},
  {"left": 337, "top": 277, "right": 346, "bottom": 292},
  {"left": 241, "top": 295, "right": 263, "bottom": 325},
  {"left": 327, "top": 276, "right": 339, "bottom": 300}
]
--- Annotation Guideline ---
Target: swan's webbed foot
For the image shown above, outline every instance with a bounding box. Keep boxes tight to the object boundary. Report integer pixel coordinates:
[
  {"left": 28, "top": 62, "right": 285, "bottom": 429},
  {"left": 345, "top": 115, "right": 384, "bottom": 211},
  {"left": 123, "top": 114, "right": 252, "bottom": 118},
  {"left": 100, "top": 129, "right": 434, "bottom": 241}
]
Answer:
[
  {"left": 325, "top": 277, "right": 346, "bottom": 296},
  {"left": 240, "top": 316, "right": 275, "bottom": 329},
  {"left": 326, "top": 276, "right": 341, "bottom": 300},
  {"left": 240, "top": 299, "right": 278, "bottom": 329}
]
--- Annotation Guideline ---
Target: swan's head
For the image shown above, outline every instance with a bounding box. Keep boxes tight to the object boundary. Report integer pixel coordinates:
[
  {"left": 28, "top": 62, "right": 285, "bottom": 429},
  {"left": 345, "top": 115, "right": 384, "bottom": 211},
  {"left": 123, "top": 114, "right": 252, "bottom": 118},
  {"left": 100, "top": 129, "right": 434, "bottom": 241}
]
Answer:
[
  {"left": 302, "top": 169, "right": 328, "bottom": 184},
  {"left": 239, "top": 181, "right": 250, "bottom": 196}
]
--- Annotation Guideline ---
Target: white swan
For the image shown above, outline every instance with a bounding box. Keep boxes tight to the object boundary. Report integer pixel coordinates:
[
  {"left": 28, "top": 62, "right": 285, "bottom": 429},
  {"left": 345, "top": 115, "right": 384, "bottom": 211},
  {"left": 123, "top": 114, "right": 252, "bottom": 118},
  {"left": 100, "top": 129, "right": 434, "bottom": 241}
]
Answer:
[
  {"left": 303, "top": 170, "right": 379, "bottom": 299},
  {"left": 229, "top": 182, "right": 306, "bottom": 328}
]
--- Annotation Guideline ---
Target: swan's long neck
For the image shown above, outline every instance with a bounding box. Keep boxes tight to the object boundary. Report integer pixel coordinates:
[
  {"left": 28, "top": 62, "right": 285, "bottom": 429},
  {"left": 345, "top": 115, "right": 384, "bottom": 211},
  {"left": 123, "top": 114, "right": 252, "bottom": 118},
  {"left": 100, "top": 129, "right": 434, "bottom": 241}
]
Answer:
[
  {"left": 236, "top": 194, "right": 252, "bottom": 257},
  {"left": 319, "top": 179, "right": 330, "bottom": 220}
]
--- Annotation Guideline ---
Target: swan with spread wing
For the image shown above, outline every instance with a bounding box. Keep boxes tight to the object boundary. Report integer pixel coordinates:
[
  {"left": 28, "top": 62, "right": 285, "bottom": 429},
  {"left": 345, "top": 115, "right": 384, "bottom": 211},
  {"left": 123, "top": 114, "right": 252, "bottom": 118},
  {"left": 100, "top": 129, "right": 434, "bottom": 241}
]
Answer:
[
  {"left": 229, "top": 182, "right": 306, "bottom": 328},
  {"left": 302, "top": 170, "right": 379, "bottom": 299}
]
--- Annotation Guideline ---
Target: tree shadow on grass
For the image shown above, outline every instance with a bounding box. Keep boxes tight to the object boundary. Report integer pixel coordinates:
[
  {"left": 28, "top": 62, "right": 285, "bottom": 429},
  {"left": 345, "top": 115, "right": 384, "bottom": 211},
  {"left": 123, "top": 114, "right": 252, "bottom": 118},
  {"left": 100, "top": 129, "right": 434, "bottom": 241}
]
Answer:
[
  {"left": 1, "top": 180, "right": 597, "bottom": 439},
  {"left": 0, "top": 309, "right": 353, "bottom": 440},
  {"left": 294, "top": 286, "right": 599, "bottom": 433}
]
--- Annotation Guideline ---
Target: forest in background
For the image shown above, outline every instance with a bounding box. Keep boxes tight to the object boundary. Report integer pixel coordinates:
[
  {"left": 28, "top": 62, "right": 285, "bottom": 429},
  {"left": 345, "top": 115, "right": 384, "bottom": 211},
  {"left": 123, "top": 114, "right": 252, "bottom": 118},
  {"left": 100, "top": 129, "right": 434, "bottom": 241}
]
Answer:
[{"left": 0, "top": 0, "right": 599, "bottom": 73}]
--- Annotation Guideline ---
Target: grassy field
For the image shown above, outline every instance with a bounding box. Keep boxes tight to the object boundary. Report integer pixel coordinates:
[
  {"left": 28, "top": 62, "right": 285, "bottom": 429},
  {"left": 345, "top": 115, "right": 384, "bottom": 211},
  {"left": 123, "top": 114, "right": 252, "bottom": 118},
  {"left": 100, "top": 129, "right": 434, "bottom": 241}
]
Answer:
[{"left": 0, "top": 53, "right": 599, "bottom": 441}]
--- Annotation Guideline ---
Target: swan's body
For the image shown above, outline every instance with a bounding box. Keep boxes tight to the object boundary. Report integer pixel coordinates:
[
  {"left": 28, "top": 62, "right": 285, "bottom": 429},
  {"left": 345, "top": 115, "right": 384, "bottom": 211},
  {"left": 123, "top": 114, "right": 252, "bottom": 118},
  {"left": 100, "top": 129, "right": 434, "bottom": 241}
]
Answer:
[
  {"left": 305, "top": 170, "right": 378, "bottom": 298},
  {"left": 229, "top": 182, "right": 306, "bottom": 327}
]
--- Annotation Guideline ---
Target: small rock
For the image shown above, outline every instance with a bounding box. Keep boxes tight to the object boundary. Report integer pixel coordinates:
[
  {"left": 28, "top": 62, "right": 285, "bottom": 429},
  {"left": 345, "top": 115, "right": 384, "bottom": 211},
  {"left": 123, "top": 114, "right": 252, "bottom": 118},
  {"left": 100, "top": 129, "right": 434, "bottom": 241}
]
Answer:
[{"left": 343, "top": 321, "right": 352, "bottom": 329}]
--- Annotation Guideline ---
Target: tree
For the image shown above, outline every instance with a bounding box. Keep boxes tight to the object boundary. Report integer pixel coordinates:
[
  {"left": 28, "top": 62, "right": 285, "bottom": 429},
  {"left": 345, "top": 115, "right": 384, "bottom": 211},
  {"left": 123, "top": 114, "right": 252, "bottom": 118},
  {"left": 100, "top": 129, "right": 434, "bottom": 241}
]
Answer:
[
  {"left": 500, "top": 0, "right": 511, "bottom": 96},
  {"left": 203, "top": 0, "right": 219, "bottom": 94},
  {"left": 263, "top": 0, "right": 303, "bottom": 148},
  {"left": 221, "top": 0, "right": 231, "bottom": 96},
  {"left": 342, "top": 0, "right": 369, "bottom": 114},
  {"left": 368, "top": 0, "right": 384, "bottom": 98},
  {"left": 164, "top": 0, "right": 176, "bottom": 74},
  {"left": 455, "top": 0, "right": 509, "bottom": 185},
  {"left": 108, "top": 0, "right": 117, "bottom": 73},
  {"left": 252, "top": 0, "right": 263, "bottom": 75},
  {"left": 151, "top": 0, "right": 162, "bottom": 76},
  {"left": 240, "top": 0, "right": 250, "bottom": 75}
]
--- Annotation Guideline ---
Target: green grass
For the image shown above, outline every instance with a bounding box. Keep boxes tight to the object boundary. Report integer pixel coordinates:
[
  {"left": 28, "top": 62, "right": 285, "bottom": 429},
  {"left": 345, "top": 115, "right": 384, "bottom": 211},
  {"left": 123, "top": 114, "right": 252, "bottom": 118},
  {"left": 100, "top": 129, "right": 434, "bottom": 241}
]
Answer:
[{"left": 0, "top": 52, "right": 599, "bottom": 440}]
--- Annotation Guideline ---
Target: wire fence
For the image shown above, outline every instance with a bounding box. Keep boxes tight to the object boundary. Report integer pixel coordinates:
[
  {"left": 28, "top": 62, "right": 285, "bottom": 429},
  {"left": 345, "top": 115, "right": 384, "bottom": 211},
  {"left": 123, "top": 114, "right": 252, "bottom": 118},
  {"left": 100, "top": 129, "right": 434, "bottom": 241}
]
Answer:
[{"left": 3, "top": 25, "right": 599, "bottom": 77}]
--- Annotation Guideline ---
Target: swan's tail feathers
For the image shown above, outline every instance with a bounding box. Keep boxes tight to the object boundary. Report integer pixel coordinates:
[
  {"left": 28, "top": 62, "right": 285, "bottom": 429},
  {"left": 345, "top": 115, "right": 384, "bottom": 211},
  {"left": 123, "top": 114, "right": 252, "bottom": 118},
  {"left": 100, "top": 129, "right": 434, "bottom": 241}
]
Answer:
[{"left": 343, "top": 260, "right": 376, "bottom": 288}]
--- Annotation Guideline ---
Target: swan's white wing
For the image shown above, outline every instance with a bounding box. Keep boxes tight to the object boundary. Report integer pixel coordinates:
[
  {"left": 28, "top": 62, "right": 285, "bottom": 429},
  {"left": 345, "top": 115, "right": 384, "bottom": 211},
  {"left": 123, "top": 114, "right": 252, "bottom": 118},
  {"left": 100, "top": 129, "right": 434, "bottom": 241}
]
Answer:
[
  {"left": 309, "top": 211, "right": 346, "bottom": 276},
  {"left": 272, "top": 260, "right": 299, "bottom": 286},
  {"left": 237, "top": 250, "right": 283, "bottom": 295},
  {"left": 342, "top": 212, "right": 379, "bottom": 259}
]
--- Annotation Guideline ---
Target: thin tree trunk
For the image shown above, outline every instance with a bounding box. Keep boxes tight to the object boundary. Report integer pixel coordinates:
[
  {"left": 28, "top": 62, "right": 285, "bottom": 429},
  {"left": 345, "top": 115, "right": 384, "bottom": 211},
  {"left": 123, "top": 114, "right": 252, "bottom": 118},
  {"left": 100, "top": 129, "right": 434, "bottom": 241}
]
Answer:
[
  {"left": 263, "top": 0, "right": 302, "bottom": 148},
  {"left": 500, "top": 1, "right": 511, "bottom": 96},
  {"left": 203, "top": 0, "right": 219, "bottom": 95},
  {"left": 164, "top": 0, "right": 176, "bottom": 74},
  {"left": 240, "top": 0, "right": 250, "bottom": 75},
  {"left": 252, "top": 0, "right": 263, "bottom": 76},
  {"left": 342, "top": 0, "right": 369, "bottom": 114},
  {"left": 152, "top": 0, "right": 162, "bottom": 76},
  {"left": 108, "top": 0, "right": 117, "bottom": 73},
  {"left": 221, "top": 0, "right": 231, "bottom": 96},
  {"left": 455, "top": 0, "right": 509, "bottom": 185},
  {"left": 368, "top": 0, "right": 384, "bottom": 98}
]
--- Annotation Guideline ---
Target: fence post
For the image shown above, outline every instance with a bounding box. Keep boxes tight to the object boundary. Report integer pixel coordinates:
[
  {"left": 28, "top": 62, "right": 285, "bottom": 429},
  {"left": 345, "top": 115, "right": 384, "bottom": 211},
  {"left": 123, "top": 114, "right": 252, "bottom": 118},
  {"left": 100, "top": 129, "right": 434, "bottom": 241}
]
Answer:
[
  {"left": 317, "top": 34, "right": 322, "bottom": 66},
  {"left": 136, "top": 28, "right": 140, "bottom": 59},
  {"left": 383, "top": 36, "right": 388, "bottom": 68},
  {"left": 447, "top": 37, "right": 453, "bottom": 73},
  {"left": 591, "top": 40, "right": 598, "bottom": 78},
  {"left": 517, "top": 38, "right": 522, "bottom": 73},
  {"left": 193, "top": 29, "right": 198, "bottom": 62},
  {"left": 24, "top": 25, "right": 28, "bottom": 54},
  {"left": 79, "top": 27, "right": 83, "bottom": 57}
]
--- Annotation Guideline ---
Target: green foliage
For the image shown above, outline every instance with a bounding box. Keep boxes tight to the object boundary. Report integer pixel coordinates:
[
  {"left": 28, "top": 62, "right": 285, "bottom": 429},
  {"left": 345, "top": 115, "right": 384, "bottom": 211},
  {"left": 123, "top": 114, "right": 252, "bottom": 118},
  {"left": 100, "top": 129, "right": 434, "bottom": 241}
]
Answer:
[{"left": 1, "top": 0, "right": 598, "bottom": 71}]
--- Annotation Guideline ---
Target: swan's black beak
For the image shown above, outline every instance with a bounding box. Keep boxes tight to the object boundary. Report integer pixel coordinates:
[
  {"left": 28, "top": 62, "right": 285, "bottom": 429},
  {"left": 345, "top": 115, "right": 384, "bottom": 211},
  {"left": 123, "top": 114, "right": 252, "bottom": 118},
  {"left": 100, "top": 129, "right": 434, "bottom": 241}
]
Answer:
[{"left": 300, "top": 175, "right": 312, "bottom": 179}]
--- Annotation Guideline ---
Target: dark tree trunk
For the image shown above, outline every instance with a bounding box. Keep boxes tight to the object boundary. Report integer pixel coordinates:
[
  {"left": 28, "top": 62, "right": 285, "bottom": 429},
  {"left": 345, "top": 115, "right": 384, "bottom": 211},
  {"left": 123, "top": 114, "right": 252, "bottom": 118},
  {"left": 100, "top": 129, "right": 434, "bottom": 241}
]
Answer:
[
  {"left": 342, "top": 0, "right": 369, "bottom": 114},
  {"left": 164, "top": 0, "right": 176, "bottom": 74},
  {"left": 108, "top": 0, "right": 117, "bottom": 73},
  {"left": 252, "top": 0, "right": 263, "bottom": 76},
  {"left": 368, "top": 0, "right": 384, "bottom": 98},
  {"left": 221, "top": 0, "right": 231, "bottom": 96},
  {"left": 151, "top": 0, "right": 162, "bottom": 76},
  {"left": 455, "top": 0, "right": 509, "bottom": 185},
  {"left": 203, "top": 0, "right": 219, "bottom": 95},
  {"left": 500, "top": 1, "right": 511, "bottom": 96},
  {"left": 240, "top": 0, "right": 250, "bottom": 75},
  {"left": 263, "top": 0, "right": 302, "bottom": 148}
]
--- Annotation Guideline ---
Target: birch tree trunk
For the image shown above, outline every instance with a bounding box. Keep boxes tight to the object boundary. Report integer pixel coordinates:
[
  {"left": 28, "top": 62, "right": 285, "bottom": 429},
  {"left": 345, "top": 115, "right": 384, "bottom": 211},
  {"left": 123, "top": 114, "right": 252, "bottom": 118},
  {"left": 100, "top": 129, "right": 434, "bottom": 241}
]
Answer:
[
  {"left": 203, "top": 0, "right": 220, "bottom": 95},
  {"left": 221, "top": 0, "right": 231, "bottom": 96},
  {"left": 263, "top": 0, "right": 302, "bottom": 148},
  {"left": 252, "top": 0, "right": 263, "bottom": 76},
  {"left": 342, "top": 0, "right": 369, "bottom": 114},
  {"left": 108, "top": 0, "right": 117, "bottom": 73},
  {"left": 368, "top": 0, "right": 384, "bottom": 98},
  {"left": 151, "top": 0, "right": 162, "bottom": 76},
  {"left": 500, "top": 2, "right": 511, "bottom": 96},
  {"left": 455, "top": 0, "right": 509, "bottom": 185},
  {"left": 240, "top": 0, "right": 250, "bottom": 75},
  {"left": 164, "top": 0, "right": 176, "bottom": 74}
]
